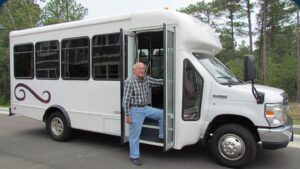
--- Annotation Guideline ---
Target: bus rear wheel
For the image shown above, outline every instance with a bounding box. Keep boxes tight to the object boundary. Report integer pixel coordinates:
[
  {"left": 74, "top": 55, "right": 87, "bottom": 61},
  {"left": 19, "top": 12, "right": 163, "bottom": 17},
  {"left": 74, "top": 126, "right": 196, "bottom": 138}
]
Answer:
[
  {"left": 210, "top": 124, "right": 257, "bottom": 168},
  {"left": 46, "top": 111, "right": 72, "bottom": 141}
]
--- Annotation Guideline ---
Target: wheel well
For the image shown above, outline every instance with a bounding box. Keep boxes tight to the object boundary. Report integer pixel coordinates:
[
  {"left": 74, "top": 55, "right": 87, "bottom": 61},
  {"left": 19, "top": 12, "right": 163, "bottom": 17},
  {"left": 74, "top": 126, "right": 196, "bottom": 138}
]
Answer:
[
  {"left": 204, "top": 115, "right": 260, "bottom": 144},
  {"left": 43, "top": 106, "right": 71, "bottom": 127}
]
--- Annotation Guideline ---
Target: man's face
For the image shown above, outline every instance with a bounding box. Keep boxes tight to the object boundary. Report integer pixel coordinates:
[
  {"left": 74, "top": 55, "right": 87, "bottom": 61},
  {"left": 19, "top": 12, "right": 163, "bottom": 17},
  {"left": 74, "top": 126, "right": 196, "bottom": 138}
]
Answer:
[{"left": 134, "top": 63, "right": 145, "bottom": 78}]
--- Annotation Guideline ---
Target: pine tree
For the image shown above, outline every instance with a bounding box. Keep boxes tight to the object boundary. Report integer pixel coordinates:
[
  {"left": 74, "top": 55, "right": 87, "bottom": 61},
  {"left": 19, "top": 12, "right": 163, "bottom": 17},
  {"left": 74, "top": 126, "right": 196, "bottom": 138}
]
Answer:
[
  {"left": 0, "top": 0, "right": 41, "bottom": 105},
  {"left": 41, "top": 0, "right": 88, "bottom": 26}
]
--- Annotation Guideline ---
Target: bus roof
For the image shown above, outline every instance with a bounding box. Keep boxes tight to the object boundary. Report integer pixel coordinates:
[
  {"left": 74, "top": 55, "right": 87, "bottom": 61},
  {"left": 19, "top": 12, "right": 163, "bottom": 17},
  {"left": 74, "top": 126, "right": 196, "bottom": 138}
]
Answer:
[{"left": 10, "top": 10, "right": 222, "bottom": 55}]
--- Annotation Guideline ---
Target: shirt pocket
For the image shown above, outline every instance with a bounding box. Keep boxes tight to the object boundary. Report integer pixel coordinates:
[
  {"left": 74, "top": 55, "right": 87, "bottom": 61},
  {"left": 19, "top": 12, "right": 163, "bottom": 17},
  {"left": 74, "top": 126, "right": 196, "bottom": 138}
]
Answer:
[{"left": 132, "top": 86, "right": 139, "bottom": 96}]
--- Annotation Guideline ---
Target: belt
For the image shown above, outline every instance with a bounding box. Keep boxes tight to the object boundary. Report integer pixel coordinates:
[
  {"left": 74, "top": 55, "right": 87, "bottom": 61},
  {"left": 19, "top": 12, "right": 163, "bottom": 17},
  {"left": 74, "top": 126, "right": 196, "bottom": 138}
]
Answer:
[{"left": 130, "top": 104, "right": 146, "bottom": 107}]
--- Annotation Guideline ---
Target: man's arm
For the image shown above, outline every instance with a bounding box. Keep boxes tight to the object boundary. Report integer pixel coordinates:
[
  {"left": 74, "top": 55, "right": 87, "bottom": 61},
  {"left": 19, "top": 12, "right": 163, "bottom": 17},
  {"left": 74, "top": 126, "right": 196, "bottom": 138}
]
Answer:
[
  {"left": 122, "top": 80, "right": 133, "bottom": 116},
  {"left": 147, "top": 76, "right": 164, "bottom": 87}
]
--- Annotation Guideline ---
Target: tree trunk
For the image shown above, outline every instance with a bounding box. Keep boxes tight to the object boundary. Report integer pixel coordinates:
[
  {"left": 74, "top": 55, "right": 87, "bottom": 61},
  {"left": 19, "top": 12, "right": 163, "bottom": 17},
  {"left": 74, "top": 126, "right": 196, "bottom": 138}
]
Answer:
[
  {"left": 7, "top": 57, "right": 10, "bottom": 105},
  {"left": 246, "top": 0, "right": 253, "bottom": 52},
  {"left": 261, "top": 1, "right": 268, "bottom": 84},
  {"left": 297, "top": 10, "right": 300, "bottom": 103},
  {"left": 66, "top": 0, "right": 69, "bottom": 22},
  {"left": 4, "top": 5, "right": 17, "bottom": 30},
  {"left": 229, "top": 10, "right": 235, "bottom": 58},
  {"left": 22, "top": 1, "right": 34, "bottom": 27}
]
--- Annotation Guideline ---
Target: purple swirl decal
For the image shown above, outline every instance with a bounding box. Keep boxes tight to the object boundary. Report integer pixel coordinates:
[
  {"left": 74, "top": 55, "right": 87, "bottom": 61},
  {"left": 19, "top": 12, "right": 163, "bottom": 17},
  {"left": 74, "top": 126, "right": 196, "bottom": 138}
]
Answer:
[{"left": 14, "top": 83, "right": 51, "bottom": 104}]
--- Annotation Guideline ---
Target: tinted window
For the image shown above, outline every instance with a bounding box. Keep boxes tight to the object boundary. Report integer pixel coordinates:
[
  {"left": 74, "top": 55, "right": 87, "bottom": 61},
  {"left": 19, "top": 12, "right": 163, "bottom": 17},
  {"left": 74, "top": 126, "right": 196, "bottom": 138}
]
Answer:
[
  {"left": 14, "top": 44, "right": 34, "bottom": 79},
  {"left": 61, "top": 37, "right": 90, "bottom": 80},
  {"left": 36, "top": 40, "right": 59, "bottom": 79},
  {"left": 92, "top": 33, "right": 120, "bottom": 80},
  {"left": 182, "top": 60, "right": 204, "bottom": 121}
]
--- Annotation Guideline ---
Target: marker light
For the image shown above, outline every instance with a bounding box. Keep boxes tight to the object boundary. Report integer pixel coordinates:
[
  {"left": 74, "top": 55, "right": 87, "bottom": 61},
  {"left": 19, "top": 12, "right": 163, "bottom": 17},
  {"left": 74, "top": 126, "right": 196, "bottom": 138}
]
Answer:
[{"left": 265, "top": 104, "right": 287, "bottom": 127}]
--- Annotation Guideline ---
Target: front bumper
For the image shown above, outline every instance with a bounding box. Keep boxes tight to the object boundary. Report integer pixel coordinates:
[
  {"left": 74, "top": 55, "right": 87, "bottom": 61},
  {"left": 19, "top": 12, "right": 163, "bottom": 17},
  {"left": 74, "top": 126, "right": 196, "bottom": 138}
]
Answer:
[{"left": 258, "top": 116, "right": 293, "bottom": 149}]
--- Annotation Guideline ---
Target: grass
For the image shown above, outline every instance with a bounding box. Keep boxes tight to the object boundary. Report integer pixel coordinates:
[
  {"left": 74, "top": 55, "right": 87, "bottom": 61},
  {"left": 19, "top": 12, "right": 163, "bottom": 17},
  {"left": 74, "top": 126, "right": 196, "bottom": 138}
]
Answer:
[
  {"left": 0, "top": 103, "right": 10, "bottom": 108},
  {"left": 289, "top": 102, "right": 300, "bottom": 125},
  {"left": 289, "top": 103, "right": 300, "bottom": 135}
]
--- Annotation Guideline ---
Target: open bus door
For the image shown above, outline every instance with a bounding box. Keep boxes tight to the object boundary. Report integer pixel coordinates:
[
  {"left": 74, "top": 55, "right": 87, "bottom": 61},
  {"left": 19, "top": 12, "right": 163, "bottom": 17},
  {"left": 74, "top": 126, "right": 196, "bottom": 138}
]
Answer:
[
  {"left": 163, "top": 24, "right": 175, "bottom": 151},
  {"left": 120, "top": 29, "right": 136, "bottom": 144}
]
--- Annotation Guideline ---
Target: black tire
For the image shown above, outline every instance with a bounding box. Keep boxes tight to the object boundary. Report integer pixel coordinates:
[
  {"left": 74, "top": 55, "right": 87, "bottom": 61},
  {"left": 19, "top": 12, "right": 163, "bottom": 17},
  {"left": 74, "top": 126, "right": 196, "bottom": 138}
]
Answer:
[
  {"left": 210, "top": 124, "right": 257, "bottom": 168},
  {"left": 46, "top": 111, "right": 72, "bottom": 141}
]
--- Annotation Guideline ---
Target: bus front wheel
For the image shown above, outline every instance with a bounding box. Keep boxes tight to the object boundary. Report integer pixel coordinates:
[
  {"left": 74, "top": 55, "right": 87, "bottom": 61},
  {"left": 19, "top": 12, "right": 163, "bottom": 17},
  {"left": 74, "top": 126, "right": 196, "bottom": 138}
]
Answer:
[
  {"left": 46, "top": 111, "right": 72, "bottom": 141},
  {"left": 210, "top": 124, "right": 257, "bottom": 168}
]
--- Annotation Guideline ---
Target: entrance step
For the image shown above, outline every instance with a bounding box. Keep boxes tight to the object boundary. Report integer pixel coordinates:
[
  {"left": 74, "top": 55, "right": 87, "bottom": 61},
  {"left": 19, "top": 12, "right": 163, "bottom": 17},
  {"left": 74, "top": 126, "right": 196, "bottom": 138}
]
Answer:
[
  {"left": 140, "top": 127, "right": 163, "bottom": 147},
  {"left": 143, "top": 118, "right": 158, "bottom": 126}
]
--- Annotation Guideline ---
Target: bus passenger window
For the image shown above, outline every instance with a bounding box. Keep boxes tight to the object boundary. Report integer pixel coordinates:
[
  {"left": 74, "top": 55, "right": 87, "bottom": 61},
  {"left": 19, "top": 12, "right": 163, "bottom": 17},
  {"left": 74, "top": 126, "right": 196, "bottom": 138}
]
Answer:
[
  {"left": 61, "top": 37, "right": 90, "bottom": 80},
  {"left": 182, "top": 59, "right": 204, "bottom": 121},
  {"left": 92, "top": 33, "right": 120, "bottom": 80},
  {"left": 36, "top": 40, "right": 60, "bottom": 79},
  {"left": 14, "top": 44, "right": 34, "bottom": 79}
]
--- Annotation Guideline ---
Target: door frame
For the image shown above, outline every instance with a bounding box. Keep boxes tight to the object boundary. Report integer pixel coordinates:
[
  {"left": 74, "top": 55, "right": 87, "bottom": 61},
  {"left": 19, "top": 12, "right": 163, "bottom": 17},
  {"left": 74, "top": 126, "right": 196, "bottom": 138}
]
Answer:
[
  {"left": 120, "top": 29, "right": 136, "bottom": 144},
  {"left": 163, "top": 24, "right": 176, "bottom": 151}
]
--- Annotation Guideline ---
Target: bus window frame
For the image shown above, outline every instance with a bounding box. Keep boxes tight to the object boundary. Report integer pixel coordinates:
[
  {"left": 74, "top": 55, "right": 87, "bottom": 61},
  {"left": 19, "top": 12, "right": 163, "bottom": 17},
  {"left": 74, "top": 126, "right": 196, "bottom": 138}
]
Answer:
[
  {"left": 181, "top": 59, "right": 204, "bottom": 121},
  {"left": 35, "top": 40, "right": 60, "bottom": 80},
  {"left": 91, "top": 32, "right": 121, "bottom": 81},
  {"left": 61, "top": 36, "right": 91, "bottom": 81},
  {"left": 13, "top": 43, "right": 35, "bottom": 80}
]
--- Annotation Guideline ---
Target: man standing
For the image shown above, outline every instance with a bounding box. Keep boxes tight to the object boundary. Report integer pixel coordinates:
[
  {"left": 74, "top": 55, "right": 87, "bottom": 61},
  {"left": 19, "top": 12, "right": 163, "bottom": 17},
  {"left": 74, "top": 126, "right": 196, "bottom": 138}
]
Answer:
[{"left": 122, "top": 62, "right": 164, "bottom": 166}]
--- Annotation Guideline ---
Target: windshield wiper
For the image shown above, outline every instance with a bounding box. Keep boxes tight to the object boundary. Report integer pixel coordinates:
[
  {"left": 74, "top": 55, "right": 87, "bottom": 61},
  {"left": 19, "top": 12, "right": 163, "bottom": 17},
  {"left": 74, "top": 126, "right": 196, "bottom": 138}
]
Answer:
[
  {"left": 216, "top": 76, "right": 233, "bottom": 79},
  {"left": 217, "top": 76, "right": 243, "bottom": 85}
]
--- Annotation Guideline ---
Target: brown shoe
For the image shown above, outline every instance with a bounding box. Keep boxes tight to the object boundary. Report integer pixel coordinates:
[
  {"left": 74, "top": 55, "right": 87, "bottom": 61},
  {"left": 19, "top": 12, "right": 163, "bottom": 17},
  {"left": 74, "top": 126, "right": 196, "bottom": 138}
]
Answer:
[{"left": 130, "top": 158, "right": 143, "bottom": 166}]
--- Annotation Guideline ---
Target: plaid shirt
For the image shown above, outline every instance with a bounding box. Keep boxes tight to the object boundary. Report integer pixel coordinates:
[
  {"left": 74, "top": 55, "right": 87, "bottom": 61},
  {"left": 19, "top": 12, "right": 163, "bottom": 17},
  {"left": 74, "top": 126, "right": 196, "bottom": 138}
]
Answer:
[{"left": 122, "top": 75, "right": 163, "bottom": 115}]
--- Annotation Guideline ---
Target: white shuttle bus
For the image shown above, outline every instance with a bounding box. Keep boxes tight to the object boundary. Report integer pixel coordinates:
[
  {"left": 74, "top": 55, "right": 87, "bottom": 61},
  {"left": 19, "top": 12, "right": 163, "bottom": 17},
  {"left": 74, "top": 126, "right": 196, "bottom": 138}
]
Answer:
[{"left": 9, "top": 10, "right": 293, "bottom": 168}]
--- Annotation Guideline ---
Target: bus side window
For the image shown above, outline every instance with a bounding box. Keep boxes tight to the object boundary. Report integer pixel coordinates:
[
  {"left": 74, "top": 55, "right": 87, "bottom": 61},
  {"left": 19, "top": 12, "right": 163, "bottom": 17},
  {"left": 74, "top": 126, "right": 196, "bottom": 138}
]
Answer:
[
  {"left": 92, "top": 33, "right": 121, "bottom": 80},
  {"left": 36, "top": 40, "right": 60, "bottom": 79},
  {"left": 14, "top": 44, "right": 34, "bottom": 79},
  {"left": 61, "top": 37, "right": 90, "bottom": 80}
]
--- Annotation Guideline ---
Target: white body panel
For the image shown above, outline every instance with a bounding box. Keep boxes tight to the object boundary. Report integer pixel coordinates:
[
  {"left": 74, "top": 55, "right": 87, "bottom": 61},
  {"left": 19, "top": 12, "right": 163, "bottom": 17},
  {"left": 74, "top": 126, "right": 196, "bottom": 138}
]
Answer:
[
  {"left": 10, "top": 10, "right": 285, "bottom": 150},
  {"left": 11, "top": 18, "right": 129, "bottom": 136}
]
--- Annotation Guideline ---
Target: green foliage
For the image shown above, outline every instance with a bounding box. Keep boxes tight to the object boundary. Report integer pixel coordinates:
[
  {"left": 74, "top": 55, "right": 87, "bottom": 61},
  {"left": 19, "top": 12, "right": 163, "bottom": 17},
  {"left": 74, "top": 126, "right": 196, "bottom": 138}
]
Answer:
[
  {"left": 41, "top": 0, "right": 88, "bottom": 25},
  {"left": 229, "top": 42, "right": 253, "bottom": 79},
  {"left": 0, "top": 0, "right": 88, "bottom": 105},
  {"left": 0, "top": 0, "right": 41, "bottom": 105},
  {"left": 254, "top": 0, "right": 298, "bottom": 99},
  {"left": 217, "top": 28, "right": 237, "bottom": 62},
  {"left": 0, "top": 48, "right": 9, "bottom": 105},
  {"left": 267, "top": 56, "right": 297, "bottom": 100},
  {"left": 179, "top": 1, "right": 220, "bottom": 29},
  {"left": 181, "top": 0, "right": 247, "bottom": 61},
  {"left": 0, "top": 0, "right": 41, "bottom": 46},
  {"left": 0, "top": 0, "right": 298, "bottom": 102},
  {"left": 181, "top": 0, "right": 299, "bottom": 101}
]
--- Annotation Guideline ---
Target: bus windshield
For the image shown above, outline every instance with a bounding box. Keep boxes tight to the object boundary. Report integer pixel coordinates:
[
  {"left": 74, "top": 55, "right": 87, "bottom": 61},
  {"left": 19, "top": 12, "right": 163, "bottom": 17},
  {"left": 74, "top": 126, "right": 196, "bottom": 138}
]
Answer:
[{"left": 193, "top": 53, "right": 242, "bottom": 85}]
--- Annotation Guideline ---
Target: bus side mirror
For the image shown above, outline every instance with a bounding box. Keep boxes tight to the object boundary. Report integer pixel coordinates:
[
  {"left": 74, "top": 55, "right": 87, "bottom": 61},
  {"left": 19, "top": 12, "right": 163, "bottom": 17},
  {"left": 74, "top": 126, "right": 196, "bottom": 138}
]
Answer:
[{"left": 244, "top": 55, "right": 256, "bottom": 81}]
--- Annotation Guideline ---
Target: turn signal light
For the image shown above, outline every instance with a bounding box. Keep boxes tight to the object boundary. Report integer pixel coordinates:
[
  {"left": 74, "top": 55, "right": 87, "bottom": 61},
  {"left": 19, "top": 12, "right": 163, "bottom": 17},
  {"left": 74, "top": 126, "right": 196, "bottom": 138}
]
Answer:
[{"left": 265, "top": 111, "right": 274, "bottom": 118}]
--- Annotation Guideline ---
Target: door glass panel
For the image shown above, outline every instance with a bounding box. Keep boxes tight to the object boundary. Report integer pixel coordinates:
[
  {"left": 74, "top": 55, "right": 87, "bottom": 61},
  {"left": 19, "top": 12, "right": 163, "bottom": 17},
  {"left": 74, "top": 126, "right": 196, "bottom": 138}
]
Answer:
[
  {"left": 166, "top": 31, "right": 174, "bottom": 144},
  {"left": 121, "top": 30, "right": 135, "bottom": 144},
  {"left": 126, "top": 36, "right": 135, "bottom": 78},
  {"left": 164, "top": 24, "right": 175, "bottom": 151}
]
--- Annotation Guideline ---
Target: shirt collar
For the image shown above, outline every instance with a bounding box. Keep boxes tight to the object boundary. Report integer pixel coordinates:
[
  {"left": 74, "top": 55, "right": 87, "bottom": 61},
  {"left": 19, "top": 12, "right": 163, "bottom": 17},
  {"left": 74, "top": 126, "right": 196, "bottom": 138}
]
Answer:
[{"left": 133, "top": 74, "right": 145, "bottom": 82}]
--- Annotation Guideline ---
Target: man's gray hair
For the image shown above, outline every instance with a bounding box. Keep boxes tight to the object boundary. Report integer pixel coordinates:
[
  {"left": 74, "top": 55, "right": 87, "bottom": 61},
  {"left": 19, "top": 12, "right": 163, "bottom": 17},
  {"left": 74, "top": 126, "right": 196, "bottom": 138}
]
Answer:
[{"left": 133, "top": 62, "right": 145, "bottom": 70}]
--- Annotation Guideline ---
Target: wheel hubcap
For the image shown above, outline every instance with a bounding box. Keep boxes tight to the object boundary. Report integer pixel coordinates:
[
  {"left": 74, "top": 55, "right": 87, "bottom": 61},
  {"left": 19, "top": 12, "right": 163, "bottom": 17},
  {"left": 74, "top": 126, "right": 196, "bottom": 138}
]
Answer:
[
  {"left": 51, "top": 117, "right": 64, "bottom": 136},
  {"left": 218, "top": 134, "right": 246, "bottom": 161}
]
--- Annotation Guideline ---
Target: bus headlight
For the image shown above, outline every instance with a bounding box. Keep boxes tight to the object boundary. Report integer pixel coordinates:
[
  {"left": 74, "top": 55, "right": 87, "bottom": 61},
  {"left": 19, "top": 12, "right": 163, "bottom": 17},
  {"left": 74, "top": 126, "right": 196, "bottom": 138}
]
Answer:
[{"left": 265, "top": 103, "right": 286, "bottom": 127}]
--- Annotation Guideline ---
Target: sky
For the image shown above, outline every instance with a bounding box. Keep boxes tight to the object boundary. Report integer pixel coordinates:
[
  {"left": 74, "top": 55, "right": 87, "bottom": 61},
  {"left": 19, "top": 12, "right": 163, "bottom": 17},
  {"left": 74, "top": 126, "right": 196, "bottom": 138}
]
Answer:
[
  {"left": 39, "top": 0, "right": 213, "bottom": 19},
  {"left": 37, "top": 0, "right": 253, "bottom": 46}
]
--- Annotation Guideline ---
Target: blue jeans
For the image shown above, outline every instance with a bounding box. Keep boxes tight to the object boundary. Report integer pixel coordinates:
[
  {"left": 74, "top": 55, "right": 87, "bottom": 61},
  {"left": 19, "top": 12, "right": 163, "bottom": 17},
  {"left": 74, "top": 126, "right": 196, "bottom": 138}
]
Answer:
[{"left": 129, "top": 106, "right": 163, "bottom": 159}]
